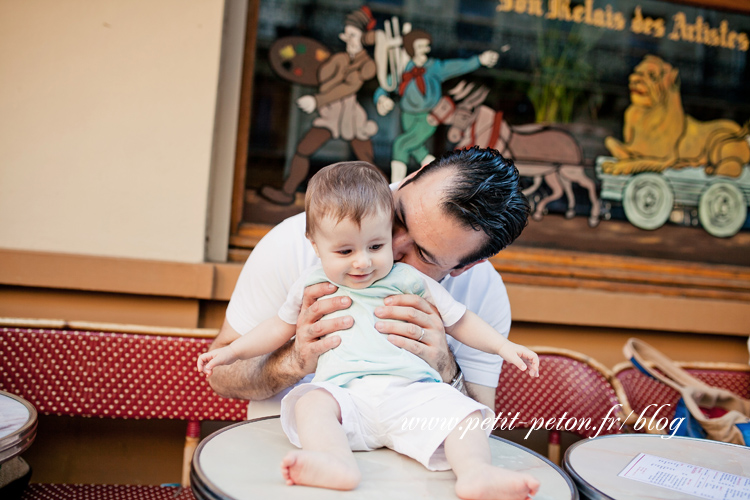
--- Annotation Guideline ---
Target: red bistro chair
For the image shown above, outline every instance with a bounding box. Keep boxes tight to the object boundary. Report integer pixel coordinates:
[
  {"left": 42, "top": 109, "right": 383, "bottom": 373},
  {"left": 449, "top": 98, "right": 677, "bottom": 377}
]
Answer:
[
  {"left": 613, "top": 359, "right": 750, "bottom": 430},
  {"left": 495, "top": 346, "right": 633, "bottom": 464},
  {"left": 1, "top": 326, "right": 249, "bottom": 489}
]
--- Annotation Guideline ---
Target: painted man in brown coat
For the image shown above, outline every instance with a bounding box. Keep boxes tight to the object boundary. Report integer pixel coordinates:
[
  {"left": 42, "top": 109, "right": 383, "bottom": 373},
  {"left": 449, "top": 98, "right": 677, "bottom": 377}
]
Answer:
[{"left": 261, "top": 8, "right": 382, "bottom": 205}]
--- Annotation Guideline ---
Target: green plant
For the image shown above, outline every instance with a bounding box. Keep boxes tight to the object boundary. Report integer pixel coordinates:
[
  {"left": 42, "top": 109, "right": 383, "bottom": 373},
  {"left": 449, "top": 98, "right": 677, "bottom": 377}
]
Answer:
[{"left": 528, "top": 25, "right": 598, "bottom": 123}]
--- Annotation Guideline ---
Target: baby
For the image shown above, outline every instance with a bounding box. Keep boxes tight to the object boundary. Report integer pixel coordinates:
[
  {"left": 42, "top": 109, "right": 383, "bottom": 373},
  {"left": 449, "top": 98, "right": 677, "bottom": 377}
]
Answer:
[{"left": 198, "top": 162, "right": 540, "bottom": 500}]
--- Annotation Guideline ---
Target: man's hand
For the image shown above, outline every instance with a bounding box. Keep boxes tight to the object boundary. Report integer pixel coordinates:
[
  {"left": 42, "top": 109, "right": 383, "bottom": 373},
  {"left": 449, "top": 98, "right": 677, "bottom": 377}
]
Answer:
[
  {"left": 373, "top": 294, "right": 456, "bottom": 382},
  {"left": 478, "top": 50, "right": 499, "bottom": 68},
  {"left": 297, "top": 95, "right": 317, "bottom": 114},
  {"left": 376, "top": 95, "right": 395, "bottom": 116},
  {"left": 206, "top": 283, "right": 352, "bottom": 401},
  {"left": 290, "top": 282, "right": 353, "bottom": 375}
]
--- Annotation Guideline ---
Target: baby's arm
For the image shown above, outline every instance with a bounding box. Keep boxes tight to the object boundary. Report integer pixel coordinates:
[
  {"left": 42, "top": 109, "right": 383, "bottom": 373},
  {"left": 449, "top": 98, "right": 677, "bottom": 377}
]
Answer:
[
  {"left": 446, "top": 311, "right": 539, "bottom": 377},
  {"left": 198, "top": 316, "right": 296, "bottom": 376}
]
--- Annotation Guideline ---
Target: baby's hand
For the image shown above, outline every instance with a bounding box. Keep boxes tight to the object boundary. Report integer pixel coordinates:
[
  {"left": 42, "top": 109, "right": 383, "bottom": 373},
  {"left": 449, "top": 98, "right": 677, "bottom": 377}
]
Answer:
[
  {"left": 498, "top": 342, "right": 540, "bottom": 378},
  {"left": 196, "top": 347, "right": 238, "bottom": 376}
]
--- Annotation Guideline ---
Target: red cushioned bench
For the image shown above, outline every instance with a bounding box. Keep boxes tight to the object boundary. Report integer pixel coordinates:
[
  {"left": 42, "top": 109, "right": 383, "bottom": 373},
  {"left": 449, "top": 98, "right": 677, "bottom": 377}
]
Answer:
[
  {"left": 21, "top": 484, "right": 196, "bottom": 500},
  {"left": 1, "top": 325, "right": 248, "bottom": 497}
]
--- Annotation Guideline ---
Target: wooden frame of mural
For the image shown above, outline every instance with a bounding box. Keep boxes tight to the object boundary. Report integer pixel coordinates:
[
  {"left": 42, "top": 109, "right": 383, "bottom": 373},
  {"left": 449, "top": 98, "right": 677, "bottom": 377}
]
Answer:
[{"left": 228, "top": 0, "right": 750, "bottom": 303}]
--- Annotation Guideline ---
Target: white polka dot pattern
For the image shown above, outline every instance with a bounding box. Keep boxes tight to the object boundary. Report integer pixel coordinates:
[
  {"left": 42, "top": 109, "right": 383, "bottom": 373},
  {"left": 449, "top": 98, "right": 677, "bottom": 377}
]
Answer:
[
  {"left": 0, "top": 328, "right": 247, "bottom": 421},
  {"left": 616, "top": 366, "right": 750, "bottom": 422},
  {"left": 20, "top": 484, "right": 196, "bottom": 500},
  {"left": 494, "top": 354, "right": 625, "bottom": 439}
]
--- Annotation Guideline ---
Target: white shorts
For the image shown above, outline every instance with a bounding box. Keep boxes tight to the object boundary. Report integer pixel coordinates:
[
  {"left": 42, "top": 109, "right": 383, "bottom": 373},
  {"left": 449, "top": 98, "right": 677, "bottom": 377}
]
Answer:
[{"left": 280, "top": 375, "right": 493, "bottom": 471}]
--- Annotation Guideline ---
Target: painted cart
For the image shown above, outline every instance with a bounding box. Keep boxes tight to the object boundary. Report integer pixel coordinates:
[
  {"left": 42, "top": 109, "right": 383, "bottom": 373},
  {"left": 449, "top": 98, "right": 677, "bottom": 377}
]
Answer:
[{"left": 596, "top": 157, "right": 750, "bottom": 238}]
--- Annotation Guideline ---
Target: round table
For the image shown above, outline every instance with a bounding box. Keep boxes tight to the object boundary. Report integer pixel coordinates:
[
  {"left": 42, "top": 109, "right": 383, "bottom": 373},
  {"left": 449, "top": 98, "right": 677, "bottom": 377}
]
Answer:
[
  {"left": 192, "top": 417, "right": 577, "bottom": 500},
  {"left": 564, "top": 434, "right": 750, "bottom": 499},
  {"left": 0, "top": 391, "right": 37, "bottom": 464}
]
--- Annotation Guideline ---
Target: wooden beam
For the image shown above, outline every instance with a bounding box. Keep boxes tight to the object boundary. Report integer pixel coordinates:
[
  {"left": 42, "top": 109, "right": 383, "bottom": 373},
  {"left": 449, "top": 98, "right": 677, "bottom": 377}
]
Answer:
[
  {"left": 0, "top": 287, "right": 201, "bottom": 328},
  {"left": 229, "top": 0, "right": 261, "bottom": 236},
  {"left": 0, "top": 317, "right": 217, "bottom": 338},
  {"left": 230, "top": 223, "right": 750, "bottom": 301},
  {"left": 0, "top": 249, "right": 216, "bottom": 299},
  {"left": 491, "top": 247, "right": 750, "bottom": 302},
  {"left": 507, "top": 283, "right": 750, "bottom": 336}
]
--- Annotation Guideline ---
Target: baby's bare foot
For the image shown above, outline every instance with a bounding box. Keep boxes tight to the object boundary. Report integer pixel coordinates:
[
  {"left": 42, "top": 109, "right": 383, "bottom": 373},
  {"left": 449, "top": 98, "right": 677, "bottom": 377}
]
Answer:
[
  {"left": 280, "top": 450, "right": 360, "bottom": 490},
  {"left": 455, "top": 464, "right": 540, "bottom": 500}
]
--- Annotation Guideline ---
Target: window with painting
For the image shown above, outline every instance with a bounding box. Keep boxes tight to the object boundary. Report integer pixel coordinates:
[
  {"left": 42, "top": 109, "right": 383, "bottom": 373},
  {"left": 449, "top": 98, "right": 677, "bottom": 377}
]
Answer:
[{"left": 231, "top": 0, "right": 750, "bottom": 268}]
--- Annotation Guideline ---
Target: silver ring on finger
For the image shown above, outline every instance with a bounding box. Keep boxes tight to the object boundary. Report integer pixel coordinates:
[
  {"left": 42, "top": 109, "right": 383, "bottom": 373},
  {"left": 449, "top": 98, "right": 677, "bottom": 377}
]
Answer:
[{"left": 417, "top": 328, "right": 425, "bottom": 342}]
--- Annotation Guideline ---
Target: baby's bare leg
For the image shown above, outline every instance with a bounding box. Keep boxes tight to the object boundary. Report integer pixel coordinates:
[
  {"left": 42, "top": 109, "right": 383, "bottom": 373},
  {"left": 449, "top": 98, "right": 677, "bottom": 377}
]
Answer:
[
  {"left": 281, "top": 389, "right": 361, "bottom": 490},
  {"left": 445, "top": 411, "right": 540, "bottom": 500}
]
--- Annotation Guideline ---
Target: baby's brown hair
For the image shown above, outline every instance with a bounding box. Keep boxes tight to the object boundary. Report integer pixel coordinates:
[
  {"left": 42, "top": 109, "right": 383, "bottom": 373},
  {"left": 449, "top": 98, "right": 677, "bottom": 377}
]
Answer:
[{"left": 305, "top": 162, "right": 393, "bottom": 239}]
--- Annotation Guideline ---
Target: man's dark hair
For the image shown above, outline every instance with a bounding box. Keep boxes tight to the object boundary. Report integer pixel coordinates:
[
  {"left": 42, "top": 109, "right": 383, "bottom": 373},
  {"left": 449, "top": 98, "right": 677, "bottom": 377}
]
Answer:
[{"left": 401, "top": 147, "right": 529, "bottom": 268}]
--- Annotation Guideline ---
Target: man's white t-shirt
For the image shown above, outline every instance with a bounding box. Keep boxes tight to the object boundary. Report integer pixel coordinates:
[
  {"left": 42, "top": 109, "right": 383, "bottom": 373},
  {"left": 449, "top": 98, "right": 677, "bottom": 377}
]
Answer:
[{"left": 226, "top": 212, "right": 511, "bottom": 417}]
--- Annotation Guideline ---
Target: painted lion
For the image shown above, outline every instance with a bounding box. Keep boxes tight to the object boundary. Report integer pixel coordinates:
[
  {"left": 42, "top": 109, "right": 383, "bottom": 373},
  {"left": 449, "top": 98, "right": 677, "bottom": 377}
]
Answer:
[{"left": 602, "top": 55, "right": 749, "bottom": 177}]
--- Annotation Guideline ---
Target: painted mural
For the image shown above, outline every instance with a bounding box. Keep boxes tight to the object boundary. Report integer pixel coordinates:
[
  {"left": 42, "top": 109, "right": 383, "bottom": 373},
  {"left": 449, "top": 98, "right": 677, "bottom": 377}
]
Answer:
[
  {"left": 260, "top": 8, "right": 381, "bottom": 205},
  {"left": 243, "top": 0, "right": 750, "bottom": 265},
  {"left": 372, "top": 27, "right": 499, "bottom": 183},
  {"left": 262, "top": 7, "right": 498, "bottom": 189},
  {"left": 430, "top": 81, "right": 602, "bottom": 227},
  {"left": 429, "top": 54, "right": 750, "bottom": 238},
  {"left": 598, "top": 55, "right": 750, "bottom": 237}
]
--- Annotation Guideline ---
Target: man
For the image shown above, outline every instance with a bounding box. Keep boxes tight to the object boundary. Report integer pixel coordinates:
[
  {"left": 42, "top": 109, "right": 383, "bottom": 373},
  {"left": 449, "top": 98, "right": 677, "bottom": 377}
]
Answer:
[
  {"left": 260, "top": 7, "right": 381, "bottom": 205},
  {"left": 374, "top": 30, "right": 498, "bottom": 183},
  {"left": 209, "top": 147, "right": 529, "bottom": 414}
]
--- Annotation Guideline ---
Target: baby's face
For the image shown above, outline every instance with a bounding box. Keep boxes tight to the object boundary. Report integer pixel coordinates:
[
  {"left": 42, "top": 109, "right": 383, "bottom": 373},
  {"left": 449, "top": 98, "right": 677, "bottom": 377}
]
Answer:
[{"left": 311, "top": 210, "right": 394, "bottom": 289}]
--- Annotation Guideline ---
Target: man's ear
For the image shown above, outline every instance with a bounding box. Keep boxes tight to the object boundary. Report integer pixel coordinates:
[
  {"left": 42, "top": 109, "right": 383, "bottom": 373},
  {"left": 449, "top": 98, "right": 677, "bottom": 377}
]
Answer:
[
  {"left": 449, "top": 259, "right": 486, "bottom": 278},
  {"left": 397, "top": 169, "right": 419, "bottom": 189}
]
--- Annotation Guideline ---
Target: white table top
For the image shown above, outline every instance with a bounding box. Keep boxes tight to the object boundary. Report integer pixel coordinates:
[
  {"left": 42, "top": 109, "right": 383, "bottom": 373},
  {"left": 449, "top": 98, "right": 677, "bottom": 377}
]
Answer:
[
  {"left": 0, "top": 391, "right": 37, "bottom": 463},
  {"left": 192, "top": 417, "right": 577, "bottom": 500},
  {"left": 564, "top": 434, "right": 750, "bottom": 500}
]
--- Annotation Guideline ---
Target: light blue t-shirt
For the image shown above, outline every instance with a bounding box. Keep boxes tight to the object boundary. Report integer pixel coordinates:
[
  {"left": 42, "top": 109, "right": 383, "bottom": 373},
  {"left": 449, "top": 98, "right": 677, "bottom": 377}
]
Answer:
[{"left": 278, "top": 263, "right": 467, "bottom": 387}]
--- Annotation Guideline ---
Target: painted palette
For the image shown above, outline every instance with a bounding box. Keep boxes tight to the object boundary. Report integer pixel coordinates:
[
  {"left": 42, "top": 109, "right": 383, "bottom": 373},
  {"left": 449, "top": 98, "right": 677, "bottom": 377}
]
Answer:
[{"left": 268, "top": 36, "right": 330, "bottom": 86}]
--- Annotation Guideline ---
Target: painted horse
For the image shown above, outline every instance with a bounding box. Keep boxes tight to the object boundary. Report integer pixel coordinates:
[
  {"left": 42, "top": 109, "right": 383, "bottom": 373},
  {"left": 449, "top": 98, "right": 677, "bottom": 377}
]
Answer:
[{"left": 429, "top": 82, "right": 600, "bottom": 226}]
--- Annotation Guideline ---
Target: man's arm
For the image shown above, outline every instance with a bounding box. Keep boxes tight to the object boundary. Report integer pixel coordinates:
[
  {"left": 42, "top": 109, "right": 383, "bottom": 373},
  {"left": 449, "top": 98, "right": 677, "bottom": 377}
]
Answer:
[
  {"left": 198, "top": 316, "right": 296, "bottom": 377},
  {"left": 374, "top": 293, "right": 459, "bottom": 383},
  {"left": 316, "top": 53, "right": 374, "bottom": 109},
  {"left": 381, "top": 261, "right": 512, "bottom": 407},
  {"left": 206, "top": 319, "right": 296, "bottom": 400},
  {"left": 374, "top": 293, "right": 503, "bottom": 408},
  {"left": 207, "top": 283, "right": 353, "bottom": 400}
]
